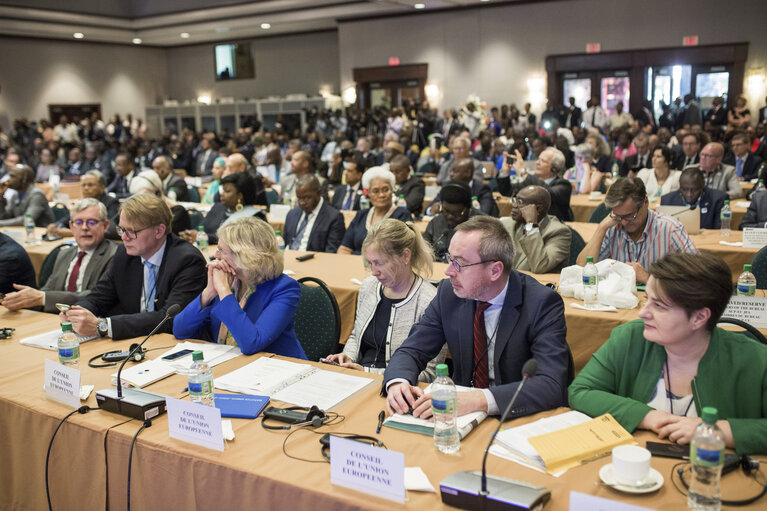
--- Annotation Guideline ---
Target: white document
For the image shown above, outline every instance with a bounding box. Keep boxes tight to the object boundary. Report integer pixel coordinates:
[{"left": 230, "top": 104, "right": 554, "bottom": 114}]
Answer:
[
  {"left": 112, "top": 359, "right": 177, "bottom": 388},
  {"left": 723, "top": 296, "right": 767, "bottom": 328},
  {"left": 272, "top": 369, "right": 373, "bottom": 410},
  {"left": 161, "top": 342, "right": 241, "bottom": 374},
  {"left": 569, "top": 491, "right": 657, "bottom": 511},
  {"left": 21, "top": 329, "right": 98, "bottom": 351},
  {"left": 166, "top": 397, "right": 224, "bottom": 451},
  {"left": 404, "top": 467, "right": 436, "bottom": 492},
  {"left": 743, "top": 227, "right": 767, "bottom": 249},
  {"left": 44, "top": 359, "right": 81, "bottom": 408}
]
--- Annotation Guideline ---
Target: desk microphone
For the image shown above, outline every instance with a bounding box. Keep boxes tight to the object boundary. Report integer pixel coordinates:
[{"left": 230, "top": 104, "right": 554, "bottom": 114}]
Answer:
[
  {"left": 440, "top": 358, "right": 551, "bottom": 511},
  {"left": 95, "top": 304, "right": 182, "bottom": 420}
]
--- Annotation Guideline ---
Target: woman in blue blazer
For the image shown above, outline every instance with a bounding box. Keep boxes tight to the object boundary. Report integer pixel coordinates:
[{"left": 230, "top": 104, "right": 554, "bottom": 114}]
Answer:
[{"left": 173, "top": 216, "right": 306, "bottom": 358}]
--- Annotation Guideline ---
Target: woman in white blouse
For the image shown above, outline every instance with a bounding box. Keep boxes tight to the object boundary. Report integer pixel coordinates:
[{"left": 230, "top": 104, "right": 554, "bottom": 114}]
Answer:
[{"left": 636, "top": 145, "right": 680, "bottom": 200}]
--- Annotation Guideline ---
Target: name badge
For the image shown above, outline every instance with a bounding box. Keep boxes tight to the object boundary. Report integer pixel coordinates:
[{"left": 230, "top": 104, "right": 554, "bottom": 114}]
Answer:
[
  {"left": 166, "top": 397, "right": 224, "bottom": 451},
  {"left": 44, "top": 359, "right": 81, "bottom": 408},
  {"left": 701, "top": 207, "right": 708, "bottom": 214},
  {"left": 330, "top": 435, "right": 404, "bottom": 503}
]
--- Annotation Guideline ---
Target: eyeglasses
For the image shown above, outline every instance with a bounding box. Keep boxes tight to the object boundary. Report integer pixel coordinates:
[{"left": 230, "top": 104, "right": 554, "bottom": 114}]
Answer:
[
  {"left": 609, "top": 207, "right": 641, "bottom": 222},
  {"left": 368, "top": 186, "right": 391, "bottom": 196},
  {"left": 71, "top": 219, "right": 102, "bottom": 228},
  {"left": 510, "top": 197, "right": 531, "bottom": 207},
  {"left": 116, "top": 225, "right": 150, "bottom": 240},
  {"left": 700, "top": 153, "right": 718, "bottom": 159},
  {"left": 442, "top": 207, "right": 468, "bottom": 219},
  {"left": 445, "top": 253, "right": 497, "bottom": 272}
]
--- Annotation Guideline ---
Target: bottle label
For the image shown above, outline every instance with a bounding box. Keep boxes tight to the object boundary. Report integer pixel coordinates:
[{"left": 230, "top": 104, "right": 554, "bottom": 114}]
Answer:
[
  {"left": 721, "top": 212, "right": 731, "bottom": 219},
  {"left": 737, "top": 284, "right": 756, "bottom": 296},
  {"left": 693, "top": 447, "right": 723, "bottom": 467},
  {"left": 582, "top": 276, "right": 597, "bottom": 286},
  {"left": 58, "top": 347, "right": 78, "bottom": 359},
  {"left": 189, "top": 380, "right": 212, "bottom": 395},
  {"left": 431, "top": 398, "right": 455, "bottom": 414}
]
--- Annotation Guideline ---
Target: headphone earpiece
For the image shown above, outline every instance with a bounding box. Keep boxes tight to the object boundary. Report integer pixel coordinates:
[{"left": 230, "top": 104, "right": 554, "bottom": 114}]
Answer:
[
  {"left": 741, "top": 455, "right": 760, "bottom": 475},
  {"left": 129, "top": 343, "right": 145, "bottom": 362}
]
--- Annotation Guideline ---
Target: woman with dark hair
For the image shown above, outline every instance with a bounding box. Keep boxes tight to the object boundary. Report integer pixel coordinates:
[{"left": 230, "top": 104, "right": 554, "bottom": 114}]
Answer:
[
  {"left": 569, "top": 252, "right": 767, "bottom": 454},
  {"left": 636, "top": 145, "right": 680, "bottom": 199},
  {"left": 181, "top": 172, "right": 266, "bottom": 245}
]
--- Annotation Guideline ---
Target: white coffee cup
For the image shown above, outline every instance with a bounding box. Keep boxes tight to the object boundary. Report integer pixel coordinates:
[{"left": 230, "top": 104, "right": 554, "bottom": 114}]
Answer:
[{"left": 612, "top": 445, "right": 651, "bottom": 486}]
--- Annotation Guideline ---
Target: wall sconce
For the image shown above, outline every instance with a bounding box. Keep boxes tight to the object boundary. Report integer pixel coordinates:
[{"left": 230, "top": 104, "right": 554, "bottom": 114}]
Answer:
[
  {"left": 425, "top": 83, "right": 440, "bottom": 101},
  {"left": 197, "top": 95, "right": 212, "bottom": 105},
  {"left": 746, "top": 71, "right": 765, "bottom": 96},
  {"left": 342, "top": 86, "right": 357, "bottom": 106}
]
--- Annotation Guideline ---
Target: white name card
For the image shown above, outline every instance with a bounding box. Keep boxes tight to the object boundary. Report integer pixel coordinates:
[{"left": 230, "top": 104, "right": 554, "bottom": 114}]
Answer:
[
  {"left": 44, "top": 359, "right": 81, "bottom": 408},
  {"left": 742, "top": 228, "right": 767, "bottom": 249},
  {"left": 723, "top": 296, "right": 767, "bottom": 328},
  {"left": 569, "top": 491, "right": 657, "bottom": 511},
  {"left": 330, "top": 435, "right": 404, "bottom": 503},
  {"left": 166, "top": 397, "right": 224, "bottom": 451}
]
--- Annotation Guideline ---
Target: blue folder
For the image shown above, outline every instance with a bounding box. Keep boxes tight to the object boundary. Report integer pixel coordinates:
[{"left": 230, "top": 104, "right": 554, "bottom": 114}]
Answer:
[{"left": 214, "top": 393, "right": 270, "bottom": 419}]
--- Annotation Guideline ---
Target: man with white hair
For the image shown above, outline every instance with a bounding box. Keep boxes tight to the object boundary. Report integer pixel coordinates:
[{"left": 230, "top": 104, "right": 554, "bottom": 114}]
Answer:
[{"left": 435, "top": 136, "right": 484, "bottom": 185}]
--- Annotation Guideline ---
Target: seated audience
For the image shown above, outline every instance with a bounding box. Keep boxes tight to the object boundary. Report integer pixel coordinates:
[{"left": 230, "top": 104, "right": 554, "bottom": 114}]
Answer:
[
  {"left": 106, "top": 152, "right": 137, "bottom": 199},
  {"left": 564, "top": 143, "right": 602, "bottom": 194},
  {"left": 569, "top": 252, "right": 767, "bottom": 454},
  {"left": 0, "top": 164, "right": 55, "bottom": 227},
  {"left": 152, "top": 154, "right": 190, "bottom": 202},
  {"left": 740, "top": 190, "right": 767, "bottom": 228},
  {"left": 660, "top": 168, "right": 727, "bottom": 230},
  {"left": 435, "top": 136, "right": 484, "bottom": 185},
  {"left": 35, "top": 148, "right": 60, "bottom": 182},
  {"left": 173, "top": 217, "right": 306, "bottom": 358},
  {"left": 621, "top": 133, "right": 652, "bottom": 177},
  {"left": 181, "top": 172, "right": 265, "bottom": 246},
  {"left": 2, "top": 198, "right": 117, "bottom": 313},
  {"left": 48, "top": 170, "right": 120, "bottom": 237},
  {"left": 674, "top": 132, "right": 701, "bottom": 170},
  {"left": 636, "top": 146, "right": 681, "bottom": 199},
  {"left": 201, "top": 157, "right": 226, "bottom": 205},
  {"left": 586, "top": 132, "right": 612, "bottom": 174},
  {"left": 423, "top": 181, "right": 484, "bottom": 262},
  {"left": 280, "top": 150, "right": 323, "bottom": 204},
  {"left": 577, "top": 178, "right": 696, "bottom": 284},
  {"left": 390, "top": 154, "right": 425, "bottom": 217},
  {"left": 0, "top": 232, "right": 36, "bottom": 294},
  {"left": 430, "top": 158, "right": 497, "bottom": 216},
  {"left": 500, "top": 186, "right": 571, "bottom": 274},
  {"left": 384, "top": 216, "right": 571, "bottom": 418},
  {"left": 283, "top": 175, "right": 345, "bottom": 252},
  {"left": 338, "top": 167, "right": 412, "bottom": 255},
  {"left": 689, "top": 142, "right": 742, "bottom": 199},
  {"left": 325, "top": 219, "right": 445, "bottom": 380},
  {"left": 331, "top": 157, "right": 365, "bottom": 211},
  {"left": 124, "top": 170, "right": 191, "bottom": 236},
  {"left": 723, "top": 131, "right": 763, "bottom": 181},
  {"left": 60, "top": 193, "right": 207, "bottom": 340}
]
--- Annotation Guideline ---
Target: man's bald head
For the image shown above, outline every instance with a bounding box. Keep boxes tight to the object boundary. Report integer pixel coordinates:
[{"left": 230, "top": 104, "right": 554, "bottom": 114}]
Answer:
[
  {"left": 225, "top": 153, "right": 247, "bottom": 177},
  {"left": 517, "top": 185, "right": 550, "bottom": 222},
  {"left": 450, "top": 158, "right": 474, "bottom": 183},
  {"left": 291, "top": 150, "right": 311, "bottom": 176},
  {"left": 699, "top": 142, "right": 724, "bottom": 174}
]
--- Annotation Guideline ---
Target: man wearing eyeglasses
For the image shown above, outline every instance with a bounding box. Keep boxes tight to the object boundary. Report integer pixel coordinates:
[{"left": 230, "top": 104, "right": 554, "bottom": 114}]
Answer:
[
  {"left": 577, "top": 177, "right": 696, "bottom": 283},
  {"left": 1, "top": 198, "right": 117, "bottom": 313},
  {"left": 60, "top": 194, "right": 206, "bottom": 340},
  {"left": 384, "top": 216, "right": 570, "bottom": 419},
  {"left": 690, "top": 142, "right": 742, "bottom": 199},
  {"left": 423, "top": 181, "right": 485, "bottom": 262}
]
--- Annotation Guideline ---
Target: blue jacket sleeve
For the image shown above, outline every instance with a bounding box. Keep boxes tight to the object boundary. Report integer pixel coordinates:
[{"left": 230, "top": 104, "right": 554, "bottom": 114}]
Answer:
[{"left": 172, "top": 293, "right": 215, "bottom": 343}]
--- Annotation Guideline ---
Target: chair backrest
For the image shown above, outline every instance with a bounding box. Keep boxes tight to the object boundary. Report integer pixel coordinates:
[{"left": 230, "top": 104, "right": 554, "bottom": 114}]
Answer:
[
  {"left": 588, "top": 202, "right": 611, "bottom": 223},
  {"left": 265, "top": 189, "right": 279, "bottom": 206},
  {"left": 187, "top": 185, "right": 201, "bottom": 203},
  {"left": 717, "top": 317, "right": 767, "bottom": 345},
  {"left": 750, "top": 246, "right": 767, "bottom": 290},
  {"left": 568, "top": 226, "right": 586, "bottom": 267},
  {"left": 188, "top": 210, "right": 203, "bottom": 230},
  {"left": 52, "top": 203, "right": 70, "bottom": 224},
  {"left": 38, "top": 243, "right": 69, "bottom": 288},
  {"left": 294, "top": 277, "right": 342, "bottom": 361}
]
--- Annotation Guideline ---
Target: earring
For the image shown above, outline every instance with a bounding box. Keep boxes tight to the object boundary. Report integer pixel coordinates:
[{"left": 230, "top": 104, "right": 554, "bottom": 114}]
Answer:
[{"left": 236, "top": 200, "right": 244, "bottom": 212}]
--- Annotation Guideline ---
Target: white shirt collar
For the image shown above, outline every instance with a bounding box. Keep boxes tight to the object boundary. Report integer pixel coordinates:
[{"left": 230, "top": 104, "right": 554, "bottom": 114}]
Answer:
[
  {"left": 141, "top": 238, "right": 167, "bottom": 267},
  {"left": 486, "top": 276, "right": 510, "bottom": 307}
]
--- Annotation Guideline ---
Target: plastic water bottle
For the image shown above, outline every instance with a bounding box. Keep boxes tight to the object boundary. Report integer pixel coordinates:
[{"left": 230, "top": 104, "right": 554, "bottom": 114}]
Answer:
[
  {"left": 431, "top": 363, "right": 459, "bottom": 454},
  {"left": 167, "top": 189, "right": 177, "bottom": 201},
  {"left": 472, "top": 196, "right": 481, "bottom": 210},
  {"left": 196, "top": 225, "right": 209, "bottom": 256},
  {"left": 611, "top": 161, "right": 620, "bottom": 177},
  {"left": 397, "top": 194, "right": 407, "bottom": 208},
  {"left": 720, "top": 200, "right": 731, "bottom": 237},
  {"left": 688, "top": 407, "right": 725, "bottom": 511},
  {"left": 359, "top": 193, "right": 370, "bottom": 210},
  {"left": 583, "top": 256, "right": 599, "bottom": 309},
  {"left": 737, "top": 264, "right": 756, "bottom": 296},
  {"left": 187, "top": 350, "right": 215, "bottom": 407},
  {"left": 24, "top": 213, "right": 36, "bottom": 244},
  {"left": 509, "top": 169, "right": 519, "bottom": 184},
  {"left": 754, "top": 179, "right": 766, "bottom": 195},
  {"left": 274, "top": 230, "right": 285, "bottom": 251},
  {"left": 57, "top": 322, "right": 79, "bottom": 368}
]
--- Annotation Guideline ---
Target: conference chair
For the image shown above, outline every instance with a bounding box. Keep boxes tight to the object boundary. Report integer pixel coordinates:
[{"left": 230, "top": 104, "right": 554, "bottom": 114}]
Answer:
[
  {"left": 568, "top": 226, "right": 586, "bottom": 267},
  {"left": 38, "top": 243, "right": 69, "bottom": 288},
  {"left": 51, "top": 203, "right": 69, "bottom": 224},
  {"left": 749, "top": 246, "right": 767, "bottom": 290},
  {"left": 294, "top": 277, "right": 342, "bottom": 361},
  {"left": 187, "top": 185, "right": 201, "bottom": 203},
  {"left": 717, "top": 317, "right": 767, "bottom": 345},
  {"left": 588, "top": 202, "right": 610, "bottom": 223},
  {"left": 265, "top": 189, "right": 279, "bottom": 206}
]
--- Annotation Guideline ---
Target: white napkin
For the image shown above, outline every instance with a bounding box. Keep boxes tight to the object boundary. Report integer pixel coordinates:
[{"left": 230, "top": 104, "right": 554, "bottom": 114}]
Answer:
[
  {"left": 719, "top": 241, "right": 743, "bottom": 247},
  {"left": 404, "top": 467, "right": 436, "bottom": 492},
  {"left": 570, "top": 302, "right": 618, "bottom": 312}
]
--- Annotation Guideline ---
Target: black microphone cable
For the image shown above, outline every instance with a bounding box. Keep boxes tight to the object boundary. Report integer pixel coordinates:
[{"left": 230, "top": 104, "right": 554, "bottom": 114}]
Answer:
[
  {"left": 127, "top": 419, "right": 153, "bottom": 511},
  {"left": 46, "top": 405, "right": 95, "bottom": 511}
]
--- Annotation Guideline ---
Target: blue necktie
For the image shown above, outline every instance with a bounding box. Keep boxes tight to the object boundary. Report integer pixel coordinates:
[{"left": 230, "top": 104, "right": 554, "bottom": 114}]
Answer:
[
  {"left": 736, "top": 158, "right": 743, "bottom": 178},
  {"left": 290, "top": 214, "right": 309, "bottom": 250},
  {"left": 343, "top": 186, "right": 353, "bottom": 210},
  {"left": 144, "top": 261, "right": 157, "bottom": 312}
]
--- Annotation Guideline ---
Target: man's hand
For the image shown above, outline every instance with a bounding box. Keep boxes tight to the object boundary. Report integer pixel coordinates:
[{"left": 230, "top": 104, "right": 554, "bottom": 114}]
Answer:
[
  {"left": 179, "top": 230, "right": 197, "bottom": 243},
  {"left": 430, "top": 202, "right": 442, "bottom": 215},
  {"left": 520, "top": 204, "right": 538, "bottom": 224},
  {"left": 410, "top": 389, "right": 488, "bottom": 420},
  {"left": 62, "top": 306, "right": 99, "bottom": 336},
  {"left": 628, "top": 262, "right": 649, "bottom": 284},
  {"left": 1, "top": 284, "right": 44, "bottom": 310},
  {"left": 657, "top": 417, "right": 703, "bottom": 445},
  {"left": 598, "top": 211, "right": 619, "bottom": 232},
  {"left": 385, "top": 382, "right": 423, "bottom": 416}
]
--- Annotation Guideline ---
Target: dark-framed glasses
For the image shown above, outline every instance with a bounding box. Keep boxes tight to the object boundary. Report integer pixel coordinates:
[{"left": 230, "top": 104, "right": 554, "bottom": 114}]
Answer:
[
  {"left": 609, "top": 207, "right": 641, "bottom": 222},
  {"left": 116, "top": 225, "right": 150, "bottom": 240},
  {"left": 71, "top": 219, "right": 102, "bottom": 228},
  {"left": 445, "top": 253, "right": 497, "bottom": 272}
]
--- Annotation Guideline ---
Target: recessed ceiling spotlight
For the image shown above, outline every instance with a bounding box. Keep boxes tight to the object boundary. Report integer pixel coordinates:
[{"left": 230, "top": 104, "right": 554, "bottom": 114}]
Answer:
[
  {"left": 180, "top": 32, "right": 190, "bottom": 39},
  {"left": 414, "top": 3, "right": 425, "bottom": 9},
  {"left": 261, "top": 23, "right": 271, "bottom": 29},
  {"left": 73, "top": 32, "right": 84, "bottom": 39},
  {"left": 132, "top": 38, "right": 142, "bottom": 44}
]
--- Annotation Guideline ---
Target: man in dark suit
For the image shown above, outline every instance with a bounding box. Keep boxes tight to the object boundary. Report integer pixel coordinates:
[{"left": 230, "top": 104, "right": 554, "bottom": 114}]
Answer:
[
  {"left": 674, "top": 133, "right": 701, "bottom": 170},
  {"left": 284, "top": 175, "right": 345, "bottom": 253},
  {"left": 0, "top": 232, "right": 35, "bottom": 295},
  {"left": 106, "top": 152, "right": 137, "bottom": 199},
  {"left": 1, "top": 198, "right": 117, "bottom": 313},
  {"left": 660, "top": 168, "right": 727, "bottom": 230},
  {"left": 430, "top": 158, "right": 497, "bottom": 217},
  {"left": 705, "top": 96, "right": 728, "bottom": 129},
  {"left": 152, "top": 155, "right": 190, "bottom": 202},
  {"left": 384, "top": 216, "right": 570, "bottom": 418},
  {"left": 621, "top": 133, "right": 651, "bottom": 176},
  {"left": 724, "top": 132, "right": 763, "bottom": 181},
  {"left": 390, "top": 154, "right": 425, "bottom": 217},
  {"left": 564, "top": 97, "right": 582, "bottom": 129},
  {"left": 61, "top": 193, "right": 206, "bottom": 340},
  {"left": 194, "top": 136, "right": 217, "bottom": 176},
  {"left": 47, "top": 170, "right": 121, "bottom": 236},
  {"left": 331, "top": 158, "right": 365, "bottom": 211},
  {"left": 742, "top": 190, "right": 767, "bottom": 229},
  {"left": 0, "top": 164, "right": 55, "bottom": 227}
]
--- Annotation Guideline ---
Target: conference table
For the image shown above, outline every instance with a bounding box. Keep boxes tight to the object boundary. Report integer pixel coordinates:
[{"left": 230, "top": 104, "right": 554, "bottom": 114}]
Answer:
[{"left": 3, "top": 308, "right": 765, "bottom": 511}]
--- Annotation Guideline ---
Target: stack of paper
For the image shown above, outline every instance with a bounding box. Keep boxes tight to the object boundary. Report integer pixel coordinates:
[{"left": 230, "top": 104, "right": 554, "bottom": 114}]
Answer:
[{"left": 20, "top": 329, "right": 98, "bottom": 350}]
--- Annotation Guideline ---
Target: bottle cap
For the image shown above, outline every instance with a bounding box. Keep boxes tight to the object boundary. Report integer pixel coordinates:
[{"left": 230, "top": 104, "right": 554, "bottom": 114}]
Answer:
[
  {"left": 744, "top": 264, "right": 752, "bottom": 272},
  {"left": 435, "top": 363, "right": 449, "bottom": 377},
  {"left": 724, "top": 200, "right": 730, "bottom": 204},
  {"left": 275, "top": 230, "right": 281, "bottom": 235},
  {"left": 701, "top": 406, "right": 718, "bottom": 423},
  {"left": 586, "top": 256, "right": 594, "bottom": 263},
  {"left": 198, "top": 225, "right": 204, "bottom": 231},
  {"left": 61, "top": 322, "right": 73, "bottom": 332},
  {"left": 192, "top": 350, "right": 204, "bottom": 362}
]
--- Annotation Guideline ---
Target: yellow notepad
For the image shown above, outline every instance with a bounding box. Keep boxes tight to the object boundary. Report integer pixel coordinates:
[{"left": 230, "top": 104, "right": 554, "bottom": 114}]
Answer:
[{"left": 527, "top": 413, "right": 635, "bottom": 475}]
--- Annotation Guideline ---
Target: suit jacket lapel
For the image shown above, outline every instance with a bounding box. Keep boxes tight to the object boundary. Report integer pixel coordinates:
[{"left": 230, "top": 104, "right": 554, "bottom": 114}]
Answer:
[
  {"left": 493, "top": 273, "right": 523, "bottom": 375},
  {"left": 456, "top": 297, "right": 476, "bottom": 385},
  {"left": 81, "top": 239, "right": 108, "bottom": 288}
]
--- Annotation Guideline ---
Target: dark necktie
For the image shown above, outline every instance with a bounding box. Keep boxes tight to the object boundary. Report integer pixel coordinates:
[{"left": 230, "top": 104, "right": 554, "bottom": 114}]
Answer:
[
  {"left": 473, "top": 301, "right": 492, "bottom": 389},
  {"left": 290, "top": 214, "right": 310, "bottom": 250},
  {"left": 343, "top": 187, "right": 354, "bottom": 210},
  {"left": 67, "top": 251, "right": 86, "bottom": 292},
  {"left": 591, "top": 108, "right": 596, "bottom": 126}
]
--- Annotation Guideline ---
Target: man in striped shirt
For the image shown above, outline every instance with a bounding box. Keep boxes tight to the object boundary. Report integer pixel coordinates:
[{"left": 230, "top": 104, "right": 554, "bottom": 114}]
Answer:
[{"left": 577, "top": 178, "right": 696, "bottom": 283}]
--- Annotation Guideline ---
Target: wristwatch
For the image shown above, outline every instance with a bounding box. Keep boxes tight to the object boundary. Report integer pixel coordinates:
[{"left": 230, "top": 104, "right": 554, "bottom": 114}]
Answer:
[
  {"left": 97, "top": 317, "right": 108, "bottom": 337},
  {"left": 524, "top": 222, "right": 539, "bottom": 235}
]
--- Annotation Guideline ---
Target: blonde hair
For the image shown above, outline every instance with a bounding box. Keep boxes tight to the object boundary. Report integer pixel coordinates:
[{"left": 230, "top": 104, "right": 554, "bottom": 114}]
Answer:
[
  {"left": 119, "top": 193, "right": 172, "bottom": 234},
  {"left": 217, "top": 216, "right": 283, "bottom": 285},
  {"left": 362, "top": 219, "right": 433, "bottom": 278}
]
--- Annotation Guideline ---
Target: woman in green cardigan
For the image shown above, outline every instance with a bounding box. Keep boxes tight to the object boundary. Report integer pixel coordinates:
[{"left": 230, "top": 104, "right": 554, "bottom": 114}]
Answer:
[{"left": 569, "top": 251, "right": 767, "bottom": 455}]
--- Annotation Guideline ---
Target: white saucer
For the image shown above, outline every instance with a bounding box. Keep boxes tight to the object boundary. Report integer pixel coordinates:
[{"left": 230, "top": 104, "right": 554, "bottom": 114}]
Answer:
[{"left": 599, "top": 464, "right": 664, "bottom": 494}]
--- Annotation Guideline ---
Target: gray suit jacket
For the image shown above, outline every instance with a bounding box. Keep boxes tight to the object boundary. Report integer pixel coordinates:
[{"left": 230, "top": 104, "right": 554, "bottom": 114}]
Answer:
[
  {"left": 0, "top": 184, "right": 55, "bottom": 227},
  {"left": 42, "top": 238, "right": 118, "bottom": 313},
  {"left": 690, "top": 163, "right": 743, "bottom": 199},
  {"left": 502, "top": 215, "right": 572, "bottom": 274}
]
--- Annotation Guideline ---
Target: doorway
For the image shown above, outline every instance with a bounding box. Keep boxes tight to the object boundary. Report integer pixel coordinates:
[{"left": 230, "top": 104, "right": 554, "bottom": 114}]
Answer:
[{"left": 353, "top": 64, "right": 428, "bottom": 109}]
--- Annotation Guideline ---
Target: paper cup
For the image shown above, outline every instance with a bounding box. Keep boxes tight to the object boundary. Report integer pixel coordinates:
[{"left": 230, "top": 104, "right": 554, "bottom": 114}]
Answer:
[{"left": 612, "top": 445, "right": 651, "bottom": 487}]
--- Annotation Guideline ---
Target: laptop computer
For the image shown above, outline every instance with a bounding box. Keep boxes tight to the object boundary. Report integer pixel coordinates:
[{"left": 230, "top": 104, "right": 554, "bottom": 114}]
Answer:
[{"left": 656, "top": 205, "right": 701, "bottom": 235}]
